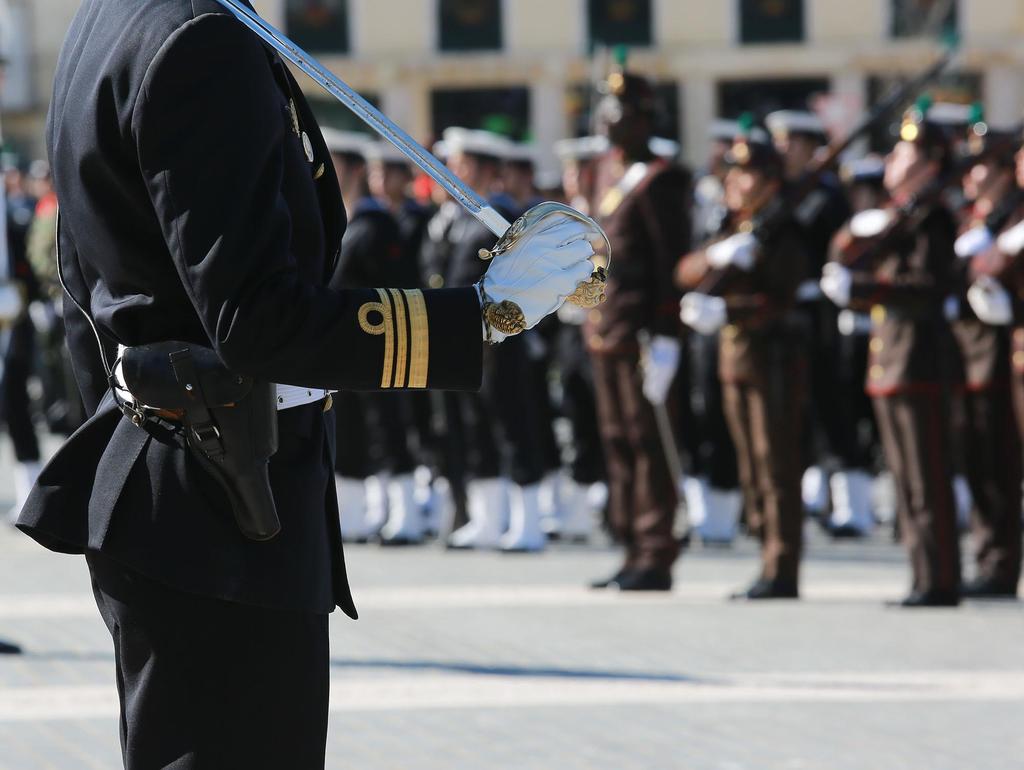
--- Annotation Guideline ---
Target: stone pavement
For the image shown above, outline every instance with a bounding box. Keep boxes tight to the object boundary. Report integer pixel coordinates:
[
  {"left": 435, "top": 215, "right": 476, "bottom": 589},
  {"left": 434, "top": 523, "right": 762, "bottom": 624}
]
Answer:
[{"left": 0, "top": 448, "right": 1022, "bottom": 769}]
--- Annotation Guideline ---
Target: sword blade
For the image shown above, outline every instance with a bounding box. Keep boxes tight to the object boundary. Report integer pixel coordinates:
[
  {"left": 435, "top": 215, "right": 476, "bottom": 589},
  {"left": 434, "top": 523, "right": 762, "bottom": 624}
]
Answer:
[{"left": 213, "top": 0, "right": 512, "bottom": 238}]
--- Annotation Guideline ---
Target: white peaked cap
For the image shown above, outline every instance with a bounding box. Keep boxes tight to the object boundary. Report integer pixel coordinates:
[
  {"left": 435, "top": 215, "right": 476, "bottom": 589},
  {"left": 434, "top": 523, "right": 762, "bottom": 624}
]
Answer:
[
  {"left": 504, "top": 142, "right": 538, "bottom": 164},
  {"left": 320, "top": 128, "right": 373, "bottom": 158},
  {"left": 765, "top": 110, "right": 828, "bottom": 139},
  {"left": 709, "top": 120, "right": 741, "bottom": 142},
  {"left": 649, "top": 136, "right": 681, "bottom": 159},
  {"left": 366, "top": 141, "right": 409, "bottom": 164},
  {"left": 554, "top": 136, "right": 610, "bottom": 162},
  {"left": 442, "top": 127, "right": 513, "bottom": 159},
  {"left": 927, "top": 102, "right": 973, "bottom": 128}
]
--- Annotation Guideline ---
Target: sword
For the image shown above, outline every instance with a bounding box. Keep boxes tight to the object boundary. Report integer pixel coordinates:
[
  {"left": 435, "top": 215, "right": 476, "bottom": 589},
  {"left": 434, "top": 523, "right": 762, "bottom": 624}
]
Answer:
[{"left": 212, "top": 0, "right": 609, "bottom": 308}]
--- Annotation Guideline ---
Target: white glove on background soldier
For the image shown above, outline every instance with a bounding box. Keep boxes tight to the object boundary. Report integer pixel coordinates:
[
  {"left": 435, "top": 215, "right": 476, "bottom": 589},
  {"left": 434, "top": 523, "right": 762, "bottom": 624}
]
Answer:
[
  {"left": 479, "top": 215, "right": 597, "bottom": 342},
  {"left": 997, "top": 220, "right": 1024, "bottom": 257},
  {"left": 954, "top": 226, "right": 994, "bottom": 259},
  {"left": 641, "top": 335, "right": 681, "bottom": 405},
  {"left": 820, "top": 262, "right": 852, "bottom": 308},
  {"left": 706, "top": 232, "right": 757, "bottom": 271},
  {"left": 967, "top": 276, "right": 1014, "bottom": 326},
  {"left": 680, "top": 293, "right": 727, "bottom": 336}
]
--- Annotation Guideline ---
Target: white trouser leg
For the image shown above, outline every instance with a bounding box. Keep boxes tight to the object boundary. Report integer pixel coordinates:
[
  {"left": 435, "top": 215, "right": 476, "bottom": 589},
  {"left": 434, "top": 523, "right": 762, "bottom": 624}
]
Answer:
[
  {"left": 828, "top": 470, "right": 875, "bottom": 535},
  {"left": 7, "top": 461, "right": 41, "bottom": 523},
  {"left": 381, "top": 474, "right": 425, "bottom": 544},
  {"left": 501, "top": 483, "right": 547, "bottom": 552},
  {"left": 450, "top": 478, "right": 509, "bottom": 549},
  {"left": 335, "top": 475, "right": 369, "bottom": 542},
  {"left": 363, "top": 474, "right": 390, "bottom": 539}
]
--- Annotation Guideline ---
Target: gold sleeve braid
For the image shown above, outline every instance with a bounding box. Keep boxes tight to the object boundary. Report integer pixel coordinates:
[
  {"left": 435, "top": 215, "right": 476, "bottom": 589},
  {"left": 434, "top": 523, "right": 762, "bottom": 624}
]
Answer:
[{"left": 358, "top": 289, "right": 430, "bottom": 389}]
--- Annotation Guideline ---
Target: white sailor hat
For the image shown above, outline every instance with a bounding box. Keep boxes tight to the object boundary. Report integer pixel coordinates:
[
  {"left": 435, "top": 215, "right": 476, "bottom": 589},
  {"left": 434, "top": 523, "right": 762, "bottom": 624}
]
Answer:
[
  {"left": 442, "top": 127, "right": 512, "bottom": 160},
  {"left": 765, "top": 110, "right": 828, "bottom": 141},
  {"left": 320, "top": 128, "right": 373, "bottom": 159},
  {"left": 554, "top": 136, "right": 609, "bottom": 163},
  {"left": 841, "top": 155, "right": 886, "bottom": 184},
  {"left": 366, "top": 141, "right": 409, "bottom": 165},
  {"left": 649, "top": 136, "right": 680, "bottom": 160},
  {"left": 504, "top": 142, "right": 538, "bottom": 165},
  {"left": 926, "top": 102, "right": 973, "bottom": 130},
  {"left": 709, "top": 119, "right": 741, "bottom": 143}
]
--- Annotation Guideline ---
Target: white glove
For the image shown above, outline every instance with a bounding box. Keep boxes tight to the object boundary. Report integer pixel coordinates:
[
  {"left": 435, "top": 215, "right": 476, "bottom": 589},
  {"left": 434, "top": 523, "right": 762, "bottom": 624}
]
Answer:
[
  {"left": 480, "top": 215, "right": 597, "bottom": 342},
  {"left": 967, "top": 276, "right": 1013, "bottom": 326},
  {"left": 706, "top": 232, "right": 757, "bottom": 271},
  {"left": 820, "top": 263, "right": 852, "bottom": 308},
  {"left": 997, "top": 220, "right": 1024, "bottom": 257},
  {"left": 680, "top": 293, "right": 727, "bottom": 336},
  {"left": 641, "top": 335, "right": 681, "bottom": 405},
  {"left": 849, "top": 208, "right": 894, "bottom": 238},
  {"left": 0, "top": 281, "right": 23, "bottom": 323},
  {"left": 954, "top": 226, "right": 994, "bottom": 259}
]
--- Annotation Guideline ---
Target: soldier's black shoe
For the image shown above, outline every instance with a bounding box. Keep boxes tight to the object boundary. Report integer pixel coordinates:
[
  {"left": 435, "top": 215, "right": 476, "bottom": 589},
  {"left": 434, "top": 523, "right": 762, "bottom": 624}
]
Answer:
[
  {"left": 589, "top": 568, "right": 631, "bottom": 590},
  {"left": 888, "top": 589, "right": 960, "bottom": 608},
  {"left": 961, "top": 576, "right": 1018, "bottom": 600},
  {"left": 730, "top": 578, "right": 798, "bottom": 601},
  {"left": 0, "top": 639, "right": 22, "bottom": 655},
  {"left": 612, "top": 567, "right": 672, "bottom": 592}
]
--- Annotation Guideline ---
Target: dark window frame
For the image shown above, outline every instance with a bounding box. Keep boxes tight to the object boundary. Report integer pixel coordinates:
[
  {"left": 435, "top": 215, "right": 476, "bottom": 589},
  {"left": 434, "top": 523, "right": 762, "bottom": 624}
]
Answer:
[
  {"left": 586, "top": 0, "right": 654, "bottom": 51},
  {"left": 285, "top": 0, "right": 351, "bottom": 54},
  {"left": 738, "top": 0, "right": 805, "bottom": 45},
  {"left": 890, "top": 0, "right": 958, "bottom": 39},
  {"left": 438, "top": 0, "right": 504, "bottom": 53}
]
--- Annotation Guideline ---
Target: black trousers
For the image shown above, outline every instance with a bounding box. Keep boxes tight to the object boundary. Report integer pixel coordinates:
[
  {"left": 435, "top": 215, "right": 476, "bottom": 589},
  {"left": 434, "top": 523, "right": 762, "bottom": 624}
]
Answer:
[
  {"left": 87, "top": 553, "right": 330, "bottom": 770},
  {"left": 1, "top": 317, "right": 41, "bottom": 462}
]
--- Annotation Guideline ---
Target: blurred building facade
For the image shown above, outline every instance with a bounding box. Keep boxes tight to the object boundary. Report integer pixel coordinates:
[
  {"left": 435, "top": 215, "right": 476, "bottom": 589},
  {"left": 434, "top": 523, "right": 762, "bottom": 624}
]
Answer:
[{"left": 5, "top": 0, "right": 1024, "bottom": 172}]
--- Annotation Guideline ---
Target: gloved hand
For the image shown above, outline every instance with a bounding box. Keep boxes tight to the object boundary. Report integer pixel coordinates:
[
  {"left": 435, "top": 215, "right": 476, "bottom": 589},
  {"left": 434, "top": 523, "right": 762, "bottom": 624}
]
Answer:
[
  {"left": 997, "top": 220, "right": 1024, "bottom": 257},
  {"left": 820, "top": 262, "right": 852, "bottom": 308},
  {"left": 680, "top": 293, "right": 727, "bottom": 336},
  {"left": 954, "top": 226, "right": 993, "bottom": 259},
  {"left": 641, "top": 335, "right": 681, "bottom": 405},
  {"left": 479, "top": 214, "right": 598, "bottom": 343},
  {"left": 967, "top": 276, "right": 1014, "bottom": 326},
  {"left": 706, "top": 232, "right": 757, "bottom": 271}
]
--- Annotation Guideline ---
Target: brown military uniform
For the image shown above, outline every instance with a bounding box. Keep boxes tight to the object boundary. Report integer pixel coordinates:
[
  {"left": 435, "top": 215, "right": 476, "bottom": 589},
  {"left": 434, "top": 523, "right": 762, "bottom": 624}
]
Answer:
[
  {"left": 678, "top": 216, "right": 808, "bottom": 586},
  {"left": 968, "top": 205, "right": 1024, "bottom": 588},
  {"left": 836, "top": 204, "right": 962, "bottom": 595},
  {"left": 584, "top": 156, "right": 691, "bottom": 573},
  {"left": 950, "top": 206, "right": 1022, "bottom": 589}
]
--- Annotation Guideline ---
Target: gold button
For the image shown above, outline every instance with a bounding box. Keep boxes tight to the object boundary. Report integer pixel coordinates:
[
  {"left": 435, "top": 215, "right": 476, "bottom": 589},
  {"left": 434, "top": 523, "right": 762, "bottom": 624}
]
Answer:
[
  {"left": 428, "top": 274, "right": 444, "bottom": 289},
  {"left": 722, "top": 324, "right": 738, "bottom": 340},
  {"left": 588, "top": 310, "right": 602, "bottom": 324},
  {"left": 738, "top": 221, "right": 754, "bottom": 234},
  {"left": 870, "top": 365, "right": 885, "bottom": 379},
  {"left": 871, "top": 305, "right": 886, "bottom": 324},
  {"left": 1013, "top": 352, "right": 1024, "bottom": 369},
  {"left": 590, "top": 334, "right": 604, "bottom": 350},
  {"left": 870, "top": 338, "right": 884, "bottom": 353}
]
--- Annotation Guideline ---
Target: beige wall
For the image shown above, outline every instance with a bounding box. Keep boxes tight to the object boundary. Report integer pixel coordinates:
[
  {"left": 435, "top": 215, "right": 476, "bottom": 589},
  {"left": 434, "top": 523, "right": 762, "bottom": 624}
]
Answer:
[{"left": 8, "top": 0, "right": 1024, "bottom": 165}]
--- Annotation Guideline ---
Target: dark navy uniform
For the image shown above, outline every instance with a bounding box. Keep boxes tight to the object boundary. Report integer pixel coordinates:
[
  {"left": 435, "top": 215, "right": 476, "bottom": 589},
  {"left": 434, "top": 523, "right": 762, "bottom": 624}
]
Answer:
[{"left": 19, "top": 2, "right": 482, "bottom": 766}]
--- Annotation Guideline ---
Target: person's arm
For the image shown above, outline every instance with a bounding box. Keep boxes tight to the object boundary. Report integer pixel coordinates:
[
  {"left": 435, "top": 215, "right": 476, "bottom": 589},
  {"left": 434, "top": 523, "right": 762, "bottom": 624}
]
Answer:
[
  {"left": 133, "top": 14, "right": 481, "bottom": 391},
  {"left": 724, "top": 222, "right": 806, "bottom": 327}
]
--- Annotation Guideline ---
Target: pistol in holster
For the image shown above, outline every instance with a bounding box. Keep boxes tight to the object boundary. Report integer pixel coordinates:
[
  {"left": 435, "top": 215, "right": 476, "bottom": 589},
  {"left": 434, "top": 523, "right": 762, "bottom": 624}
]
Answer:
[{"left": 116, "top": 342, "right": 281, "bottom": 541}]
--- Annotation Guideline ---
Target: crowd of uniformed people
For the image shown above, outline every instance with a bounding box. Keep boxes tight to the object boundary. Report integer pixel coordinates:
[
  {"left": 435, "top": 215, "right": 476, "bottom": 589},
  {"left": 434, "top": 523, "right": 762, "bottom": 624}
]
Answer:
[{"left": 4, "top": 65, "right": 1024, "bottom": 607}]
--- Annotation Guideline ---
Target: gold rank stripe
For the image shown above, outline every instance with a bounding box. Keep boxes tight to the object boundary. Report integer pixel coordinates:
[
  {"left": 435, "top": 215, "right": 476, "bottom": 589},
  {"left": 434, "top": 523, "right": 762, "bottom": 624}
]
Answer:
[
  {"left": 360, "top": 289, "right": 430, "bottom": 389},
  {"left": 405, "top": 290, "right": 430, "bottom": 388},
  {"left": 389, "top": 289, "right": 409, "bottom": 389}
]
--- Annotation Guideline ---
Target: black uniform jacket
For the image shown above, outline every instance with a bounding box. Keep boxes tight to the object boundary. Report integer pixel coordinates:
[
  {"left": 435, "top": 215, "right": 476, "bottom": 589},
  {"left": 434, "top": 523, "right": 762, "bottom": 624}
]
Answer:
[{"left": 17, "top": 0, "right": 483, "bottom": 617}]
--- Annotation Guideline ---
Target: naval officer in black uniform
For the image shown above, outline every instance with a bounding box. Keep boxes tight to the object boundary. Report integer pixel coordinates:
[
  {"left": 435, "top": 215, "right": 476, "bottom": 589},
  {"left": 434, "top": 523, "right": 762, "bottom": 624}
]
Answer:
[{"left": 17, "top": 2, "right": 599, "bottom": 767}]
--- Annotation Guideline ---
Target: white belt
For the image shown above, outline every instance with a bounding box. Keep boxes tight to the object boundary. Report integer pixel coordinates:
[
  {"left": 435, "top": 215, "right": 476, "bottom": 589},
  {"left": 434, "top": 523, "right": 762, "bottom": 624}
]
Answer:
[{"left": 115, "top": 345, "right": 334, "bottom": 412}]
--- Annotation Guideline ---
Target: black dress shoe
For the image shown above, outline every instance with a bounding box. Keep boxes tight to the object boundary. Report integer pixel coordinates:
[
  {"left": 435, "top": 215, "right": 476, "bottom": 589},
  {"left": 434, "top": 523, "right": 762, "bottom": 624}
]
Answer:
[
  {"left": 589, "top": 568, "right": 631, "bottom": 590},
  {"left": 612, "top": 567, "right": 672, "bottom": 592},
  {"left": 0, "top": 639, "right": 21, "bottom": 655},
  {"left": 961, "top": 576, "right": 1018, "bottom": 600},
  {"left": 888, "top": 589, "right": 960, "bottom": 608},
  {"left": 730, "top": 577, "right": 798, "bottom": 601}
]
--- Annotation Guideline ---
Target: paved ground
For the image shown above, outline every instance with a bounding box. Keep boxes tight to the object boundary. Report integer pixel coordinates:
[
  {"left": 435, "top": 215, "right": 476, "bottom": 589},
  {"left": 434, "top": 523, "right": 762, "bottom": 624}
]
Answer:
[{"left": 0, "top": 445, "right": 1022, "bottom": 769}]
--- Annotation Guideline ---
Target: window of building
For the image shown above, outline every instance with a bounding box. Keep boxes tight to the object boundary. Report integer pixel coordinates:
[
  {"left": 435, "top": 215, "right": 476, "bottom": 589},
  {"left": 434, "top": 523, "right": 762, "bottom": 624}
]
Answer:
[
  {"left": 286, "top": 0, "right": 350, "bottom": 54},
  {"left": 431, "top": 87, "right": 530, "bottom": 141},
  {"left": 739, "top": 0, "right": 805, "bottom": 44},
  {"left": 438, "top": 0, "right": 503, "bottom": 52},
  {"left": 717, "top": 77, "right": 829, "bottom": 121},
  {"left": 891, "top": 0, "right": 958, "bottom": 39},
  {"left": 587, "top": 0, "right": 653, "bottom": 50}
]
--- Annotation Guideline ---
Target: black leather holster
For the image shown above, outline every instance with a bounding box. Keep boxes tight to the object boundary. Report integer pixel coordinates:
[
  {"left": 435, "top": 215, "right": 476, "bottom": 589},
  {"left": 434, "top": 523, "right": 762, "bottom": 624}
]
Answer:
[{"left": 118, "top": 342, "right": 281, "bottom": 541}]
